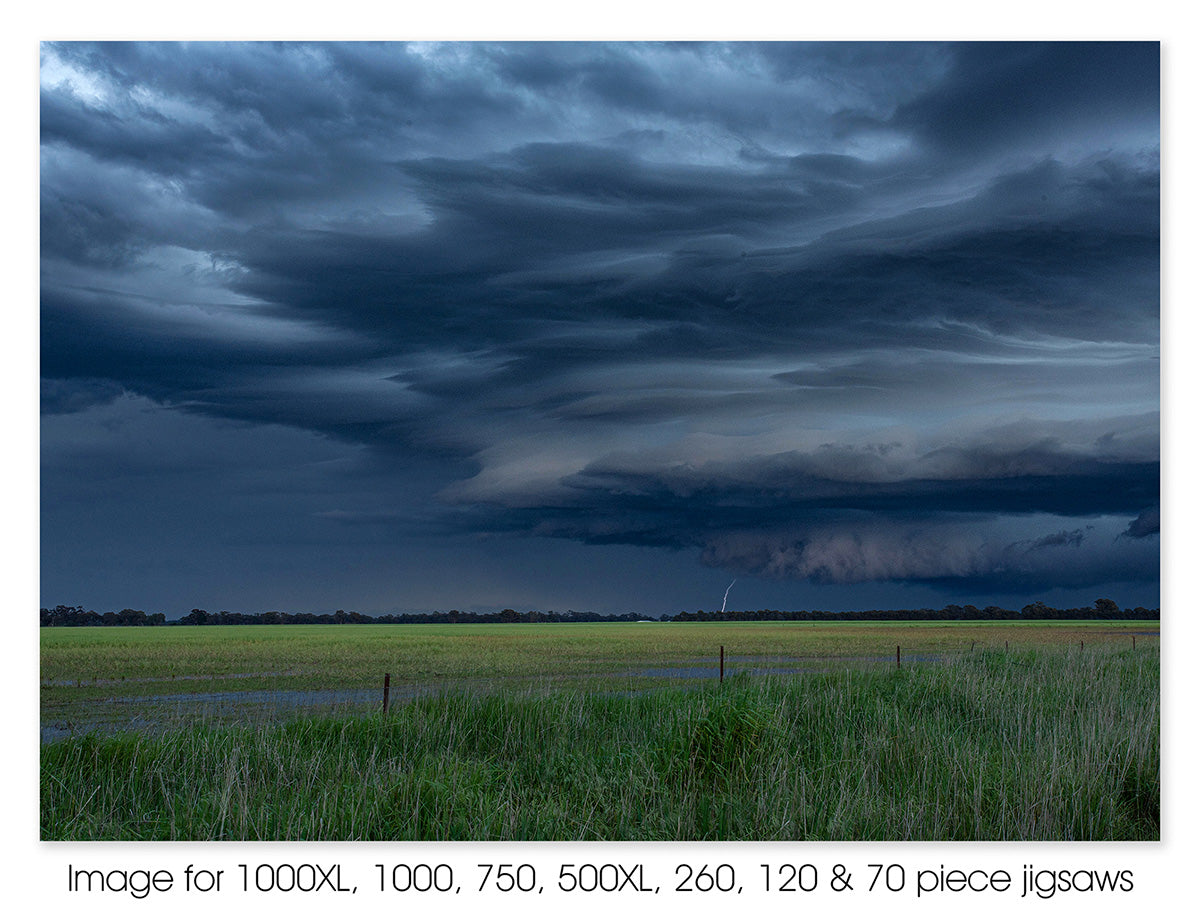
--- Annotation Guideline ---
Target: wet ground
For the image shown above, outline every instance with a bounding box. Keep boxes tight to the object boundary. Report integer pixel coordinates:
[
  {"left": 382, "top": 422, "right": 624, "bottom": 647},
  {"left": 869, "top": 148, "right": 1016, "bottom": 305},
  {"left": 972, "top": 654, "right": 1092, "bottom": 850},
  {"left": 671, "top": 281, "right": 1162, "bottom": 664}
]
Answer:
[
  {"left": 41, "top": 641, "right": 1157, "bottom": 743},
  {"left": 41, "top": 658, "right": 821, "bottom": 742},
  {"left": 41, "top": 682, "right": 467, "bottom": 743}
]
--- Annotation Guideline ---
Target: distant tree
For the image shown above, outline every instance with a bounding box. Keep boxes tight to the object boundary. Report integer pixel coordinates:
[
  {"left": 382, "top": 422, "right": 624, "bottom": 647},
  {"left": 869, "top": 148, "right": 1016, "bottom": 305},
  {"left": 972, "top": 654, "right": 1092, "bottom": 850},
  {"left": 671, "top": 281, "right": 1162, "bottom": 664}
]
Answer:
[
  {"left": 40, "top": 605, "right": 98, "bottom": 626},
  {"left": 1094, "top": 598, "right": 1121, "bottom": 618},
  {"left": 117, "top": 608, "right": 147, "bottom": 626}
]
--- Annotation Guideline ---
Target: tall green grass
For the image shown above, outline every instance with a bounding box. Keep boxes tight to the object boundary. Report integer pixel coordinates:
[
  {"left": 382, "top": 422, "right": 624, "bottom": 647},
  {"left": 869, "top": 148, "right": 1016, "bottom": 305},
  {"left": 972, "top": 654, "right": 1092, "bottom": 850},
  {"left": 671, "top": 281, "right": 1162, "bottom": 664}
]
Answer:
[{"left": 41, "top": 647, "right": 1158, "bottom": 841}]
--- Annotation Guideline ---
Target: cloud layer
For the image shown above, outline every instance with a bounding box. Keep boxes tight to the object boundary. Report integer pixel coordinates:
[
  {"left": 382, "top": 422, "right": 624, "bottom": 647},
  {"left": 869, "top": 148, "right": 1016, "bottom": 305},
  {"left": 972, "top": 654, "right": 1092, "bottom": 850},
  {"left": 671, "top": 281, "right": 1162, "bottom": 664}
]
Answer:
[{"left": 40, "top": 42, "right": 1160, "bottom": 612}]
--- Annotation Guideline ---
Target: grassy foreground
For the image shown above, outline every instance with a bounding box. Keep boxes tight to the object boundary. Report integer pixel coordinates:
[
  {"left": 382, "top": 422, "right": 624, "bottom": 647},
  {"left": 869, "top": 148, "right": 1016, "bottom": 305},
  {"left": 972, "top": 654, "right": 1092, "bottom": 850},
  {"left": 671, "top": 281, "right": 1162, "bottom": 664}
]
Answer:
[{"left": 41, "top": 646, "right": 1158, "bottom": 841}]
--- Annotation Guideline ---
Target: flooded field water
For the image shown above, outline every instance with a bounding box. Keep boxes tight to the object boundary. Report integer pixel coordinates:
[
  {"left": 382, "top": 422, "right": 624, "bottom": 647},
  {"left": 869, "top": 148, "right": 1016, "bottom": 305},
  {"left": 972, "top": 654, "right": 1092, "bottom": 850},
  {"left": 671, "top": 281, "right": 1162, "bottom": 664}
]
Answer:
[
  {"left": 36, "top": 653, "right": 991, "bottom": 742},
  {"left": 41, "top": 624, "right": 1159, "bottom": 743},
  {"left": 40, "top": 654, "right": 864, "bottom": 742}
]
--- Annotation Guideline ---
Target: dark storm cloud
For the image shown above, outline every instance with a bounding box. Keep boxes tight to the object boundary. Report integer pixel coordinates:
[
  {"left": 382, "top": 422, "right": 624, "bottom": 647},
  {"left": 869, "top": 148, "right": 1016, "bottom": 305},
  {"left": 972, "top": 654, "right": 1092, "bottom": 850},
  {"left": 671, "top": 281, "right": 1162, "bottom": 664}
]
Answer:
[
  {"left": 694, "top": 519, "right": 1157, "bottom": 592},
  {"left": 1123, "top": 506, "right": 1161, "bottom": 539},
  {"left": 40, "top": 377, "right": 125, "bottom": 415},
  {"left": 894, "top": 42, "right": 1159, "bottom": 158},
  {"left": 1021, "top": 529, "right": 1086, "bottom": 551},
  {"left": 40, "top": 41, "right": 1159, "bottom": 606}
]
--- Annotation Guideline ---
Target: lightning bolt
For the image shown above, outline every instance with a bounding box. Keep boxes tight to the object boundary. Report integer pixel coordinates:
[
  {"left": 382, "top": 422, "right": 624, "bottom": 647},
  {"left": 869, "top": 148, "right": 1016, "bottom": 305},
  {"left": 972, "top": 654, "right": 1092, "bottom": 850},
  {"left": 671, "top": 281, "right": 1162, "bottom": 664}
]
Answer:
[{"left": 721, "top": 579, "right": 736, "bottom": 613}]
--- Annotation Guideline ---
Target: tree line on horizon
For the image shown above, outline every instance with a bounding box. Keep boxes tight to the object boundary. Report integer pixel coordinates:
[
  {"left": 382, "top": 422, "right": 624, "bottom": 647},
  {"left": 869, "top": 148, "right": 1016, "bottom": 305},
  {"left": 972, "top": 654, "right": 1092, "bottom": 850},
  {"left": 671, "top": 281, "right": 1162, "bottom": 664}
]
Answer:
[{"left": 39, "top": 598, "right": 1158, "bottom": 627}]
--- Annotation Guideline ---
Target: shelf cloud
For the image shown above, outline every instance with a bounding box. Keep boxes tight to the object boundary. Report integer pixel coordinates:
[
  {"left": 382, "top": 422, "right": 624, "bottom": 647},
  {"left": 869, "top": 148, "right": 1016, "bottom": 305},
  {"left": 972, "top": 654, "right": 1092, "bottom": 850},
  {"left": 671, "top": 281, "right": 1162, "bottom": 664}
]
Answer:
[{"left": 40, "top": 42, "right": 1159, "bottom": 614}]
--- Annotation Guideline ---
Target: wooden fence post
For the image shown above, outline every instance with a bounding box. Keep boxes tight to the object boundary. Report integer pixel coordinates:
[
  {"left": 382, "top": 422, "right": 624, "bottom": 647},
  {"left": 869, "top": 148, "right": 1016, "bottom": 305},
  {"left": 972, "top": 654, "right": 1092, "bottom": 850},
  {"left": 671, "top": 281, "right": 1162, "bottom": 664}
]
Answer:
[
  {"left": 719, "top": 645, "right": 725, "bottom": 683},
  {"left": 896, "top": 645, "right": 900, "bottom": 669},
  {"left": 383, "top": 672, "right": 391, "bottom": 714}
]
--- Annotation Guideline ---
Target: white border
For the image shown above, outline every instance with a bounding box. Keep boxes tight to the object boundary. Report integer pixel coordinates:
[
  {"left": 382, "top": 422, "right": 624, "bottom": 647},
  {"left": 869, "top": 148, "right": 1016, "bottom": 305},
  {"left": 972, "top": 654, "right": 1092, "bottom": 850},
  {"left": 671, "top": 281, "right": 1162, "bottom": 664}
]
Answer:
[{"left": 13, "top": 6, "right": 1193, "bottom": 917}]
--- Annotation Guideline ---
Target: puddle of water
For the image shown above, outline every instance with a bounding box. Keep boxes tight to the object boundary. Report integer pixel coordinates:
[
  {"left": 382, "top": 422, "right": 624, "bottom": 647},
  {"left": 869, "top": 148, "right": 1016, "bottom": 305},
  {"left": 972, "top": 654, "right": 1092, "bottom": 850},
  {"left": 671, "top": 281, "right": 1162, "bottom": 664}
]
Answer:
[
  {"left": 41, "top": 670, "right": 299, "bottom": 688},
  {"left": 693, "top": 655, "right": 805, "bottom": 663},
  {"left": 626, "top": 652, "right": 956, "bottom": 680},
  {"left": 116, "top": 688, "right": 383, "bottom": 706},
  {"left": 40, "top": 680, "right": 508, "bottom": 744},
  {"left": 39, "top": 658, "right": 941, "bottom": 742},
  {"left": 44, "top": 644, "right": 1149, "bottom": 743},
  {"left": 626, "top": 665, "right": 818, "bottom": 679}
]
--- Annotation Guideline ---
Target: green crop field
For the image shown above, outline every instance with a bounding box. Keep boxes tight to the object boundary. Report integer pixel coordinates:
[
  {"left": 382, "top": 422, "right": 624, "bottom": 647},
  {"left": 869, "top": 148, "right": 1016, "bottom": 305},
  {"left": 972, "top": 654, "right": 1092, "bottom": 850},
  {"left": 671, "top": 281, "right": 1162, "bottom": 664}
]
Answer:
[{"left": 39, "top": 621, "right": 1159, "bottom": 841}]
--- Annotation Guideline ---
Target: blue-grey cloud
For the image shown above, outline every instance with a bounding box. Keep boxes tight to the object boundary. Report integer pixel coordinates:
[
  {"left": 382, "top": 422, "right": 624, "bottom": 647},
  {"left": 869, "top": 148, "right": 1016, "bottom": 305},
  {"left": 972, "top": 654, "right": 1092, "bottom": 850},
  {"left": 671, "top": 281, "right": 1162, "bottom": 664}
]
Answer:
[
  {"left": 39, "top": 41, "right": 1160, "bottom": 611},
  {"left": 1123, "top": 506, "right": 1160, "bottom": 539}
]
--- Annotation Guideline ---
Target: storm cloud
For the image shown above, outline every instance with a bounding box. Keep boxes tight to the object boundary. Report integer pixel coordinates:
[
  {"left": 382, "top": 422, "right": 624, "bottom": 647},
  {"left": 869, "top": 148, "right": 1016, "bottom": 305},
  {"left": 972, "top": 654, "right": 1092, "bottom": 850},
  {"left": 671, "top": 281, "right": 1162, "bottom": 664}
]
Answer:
[{"left": 40, "top": 42, "right": 1159, "bottom": 614}]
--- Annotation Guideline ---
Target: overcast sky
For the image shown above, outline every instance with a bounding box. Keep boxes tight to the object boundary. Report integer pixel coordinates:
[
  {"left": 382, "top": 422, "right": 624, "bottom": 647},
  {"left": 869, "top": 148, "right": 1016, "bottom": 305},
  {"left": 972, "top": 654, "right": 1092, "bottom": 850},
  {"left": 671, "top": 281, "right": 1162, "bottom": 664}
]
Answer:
[{"left": 39, "top": 41, "right": 1159, "bottom": 617}]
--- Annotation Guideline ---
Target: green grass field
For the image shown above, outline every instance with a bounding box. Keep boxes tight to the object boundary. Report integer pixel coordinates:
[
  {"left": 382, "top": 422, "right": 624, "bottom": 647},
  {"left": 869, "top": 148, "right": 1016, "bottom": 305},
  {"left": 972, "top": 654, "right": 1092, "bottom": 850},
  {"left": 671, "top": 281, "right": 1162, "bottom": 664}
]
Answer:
[
  {"left": 39, "top": 622, "right": 1159, "bottom": 841},
  {"left": 40, "top": 619, "right": 1153, "bottom": 686}
]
